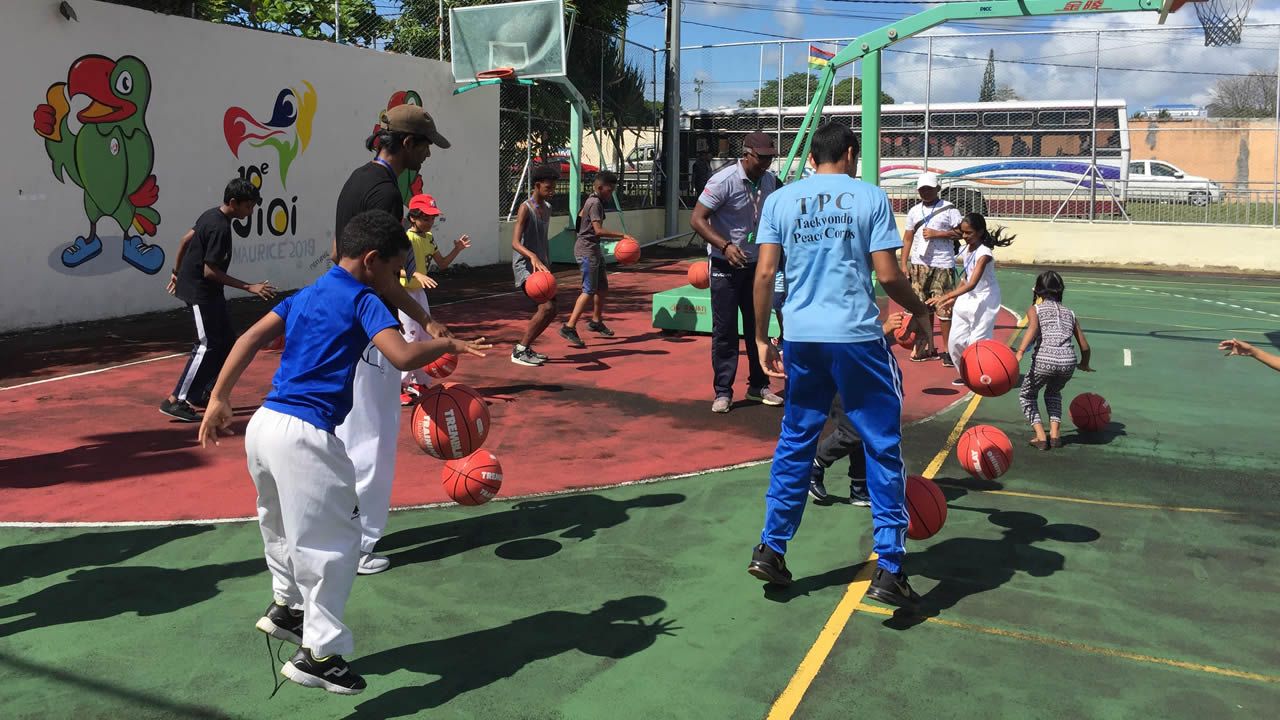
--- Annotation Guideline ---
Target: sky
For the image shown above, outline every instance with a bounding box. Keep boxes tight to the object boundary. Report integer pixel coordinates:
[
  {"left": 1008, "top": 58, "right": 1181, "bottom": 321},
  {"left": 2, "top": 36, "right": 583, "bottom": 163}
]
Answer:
[{"left": 622, "top": 1, "right": 1280, "bottom": 114}]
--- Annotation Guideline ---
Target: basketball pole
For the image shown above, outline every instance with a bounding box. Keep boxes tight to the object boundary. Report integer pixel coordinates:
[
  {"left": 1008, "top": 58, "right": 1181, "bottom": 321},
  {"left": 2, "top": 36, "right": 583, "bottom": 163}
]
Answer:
[
  {"left": 776, "top": 0, "right": 1168, "bottom": 186},
  {"left": 663, "top": 0, "right": 682, "bottom": 239}
]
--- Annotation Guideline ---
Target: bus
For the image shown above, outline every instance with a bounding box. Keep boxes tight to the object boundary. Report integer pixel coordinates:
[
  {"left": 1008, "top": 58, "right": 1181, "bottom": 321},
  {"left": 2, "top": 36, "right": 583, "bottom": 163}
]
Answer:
[{"left": 679, "top": 99, "right": 1130, "bottom": 217}]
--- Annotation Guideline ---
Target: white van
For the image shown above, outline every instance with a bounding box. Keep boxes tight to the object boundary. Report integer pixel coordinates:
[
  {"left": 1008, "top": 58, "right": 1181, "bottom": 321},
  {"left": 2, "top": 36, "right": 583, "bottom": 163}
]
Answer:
[{"left": 1126, "top": 160, "right": 1221, "bottom": 206}]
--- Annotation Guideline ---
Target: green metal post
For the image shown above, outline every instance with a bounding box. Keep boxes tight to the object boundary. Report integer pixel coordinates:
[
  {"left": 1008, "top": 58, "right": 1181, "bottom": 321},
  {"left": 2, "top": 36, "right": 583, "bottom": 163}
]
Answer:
[
  {"left": 860, "top": 50, "right": 882, "bottom": 184},
  {"left": 780, "top": 68, "right": 832, "bottom": 183},
  {"left": 797, "top": 70, "right": 833, "bottom": 177}
]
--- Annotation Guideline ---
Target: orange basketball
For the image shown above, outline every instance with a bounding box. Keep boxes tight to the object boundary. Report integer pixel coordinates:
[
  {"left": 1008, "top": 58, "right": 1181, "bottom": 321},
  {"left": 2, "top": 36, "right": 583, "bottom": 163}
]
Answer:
[
  {"left": 525, "top": 270, "right": 557, "bottom": 303},
  {"left": 894, "top": 313, "right": 917, "bottom": 350},
  {"left": 905, "top": 474, "right": 947, "bottom": 540},
  {"left": 442, "top": 449, "right": 504, "bottom": 506},
  {"left": 687, "top": 261, "right": 710, "bottom": 289},
  {"left": 956, "top": 424, "right": 1014, "bottom": 481},
  {"left": 613, "top": 238, "right": 641, "bottom": 265},
  {"left": 960, "top": 340, "right": 1019, "bottom": 397},
  {"left": 1070, "top": 392, "right": 1111, "bottom": 432},
  {"left": 409, "top": 383, "right": 491, "bottom": 460},
  {"left": 424, "top": 353, "right": 457, "bottom": 379}
]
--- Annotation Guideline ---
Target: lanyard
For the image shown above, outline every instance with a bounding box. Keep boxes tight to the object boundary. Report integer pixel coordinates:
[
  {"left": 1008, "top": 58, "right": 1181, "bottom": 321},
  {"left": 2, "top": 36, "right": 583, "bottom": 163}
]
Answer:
[
  {"left": 743, "top": 175, "right": 765, "bottom": 243},
  {"left": 373, "top": 157, "right": 395, "bottom": 176}
]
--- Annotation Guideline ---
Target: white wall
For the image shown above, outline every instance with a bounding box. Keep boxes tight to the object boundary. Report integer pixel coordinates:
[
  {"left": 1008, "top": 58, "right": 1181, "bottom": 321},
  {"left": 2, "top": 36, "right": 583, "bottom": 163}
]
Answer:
[{"left": 1, "top": 0, "right": 498, "bottom": 332}]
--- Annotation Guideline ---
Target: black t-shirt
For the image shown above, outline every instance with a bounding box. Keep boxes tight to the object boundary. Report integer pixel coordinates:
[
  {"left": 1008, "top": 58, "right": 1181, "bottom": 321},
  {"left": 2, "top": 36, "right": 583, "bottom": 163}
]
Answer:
[
  {"left": 175, "top": 207, "right": 233, "bottom": 305},
  {"left": 335, "top": 161, "right": 404, "bottom": 247}
]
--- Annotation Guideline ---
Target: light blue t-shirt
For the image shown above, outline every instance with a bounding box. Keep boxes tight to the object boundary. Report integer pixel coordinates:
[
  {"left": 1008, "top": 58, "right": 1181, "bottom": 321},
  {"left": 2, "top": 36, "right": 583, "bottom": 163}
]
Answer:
[
  {"left": 263, "top": 265, "right": 399, "bottom": 433},
  {"left": 756, "top": 173, "right": 901, "bottom": 343}
]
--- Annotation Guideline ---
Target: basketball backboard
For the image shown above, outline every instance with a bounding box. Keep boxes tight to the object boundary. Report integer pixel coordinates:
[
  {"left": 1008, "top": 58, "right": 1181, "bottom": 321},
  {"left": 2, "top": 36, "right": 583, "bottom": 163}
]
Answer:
[{"left": 450, "top": 0, "right": 568, "bottom": 83}]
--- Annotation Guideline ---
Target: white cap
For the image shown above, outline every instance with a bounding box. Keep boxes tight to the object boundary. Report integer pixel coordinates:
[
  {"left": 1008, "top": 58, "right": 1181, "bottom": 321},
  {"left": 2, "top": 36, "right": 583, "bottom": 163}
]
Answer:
[{"left": 916, "top": 172, "right": 941, "bottom": 189}]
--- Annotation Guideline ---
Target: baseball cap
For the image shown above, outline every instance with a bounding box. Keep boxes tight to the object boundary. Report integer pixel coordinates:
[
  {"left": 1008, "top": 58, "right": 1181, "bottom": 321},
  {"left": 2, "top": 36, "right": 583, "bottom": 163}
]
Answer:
[
  {"left": 743, "top": 131, "right": 778, "bottom": 156},
  {"left": 408, "top": 194, "right": 441, "bottom": 216},
  {"left": 916, "top": 172, "right": 941, "bottom": 189},
  {"left": 381, "top": 104, "right": 451, "bottom": 149}
]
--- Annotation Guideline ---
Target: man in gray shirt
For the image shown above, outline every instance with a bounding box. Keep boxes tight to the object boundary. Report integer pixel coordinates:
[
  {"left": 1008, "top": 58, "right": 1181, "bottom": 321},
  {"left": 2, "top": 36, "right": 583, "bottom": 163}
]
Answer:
[{"left": 690, "top": 132, "right": 783, "bottom": 413}]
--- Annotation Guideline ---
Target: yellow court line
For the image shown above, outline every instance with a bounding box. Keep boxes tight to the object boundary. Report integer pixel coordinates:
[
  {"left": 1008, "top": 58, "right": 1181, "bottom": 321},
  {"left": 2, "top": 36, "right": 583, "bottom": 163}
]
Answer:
[
  {"left": 973, "top": 488, "right": 1280, "bottom": 517},
  {"left": 766, "top": 316, "right": 1029, "bottom": 719},
  {"left": 852, "top": 603, "right": 1280, "bottom": 684}
]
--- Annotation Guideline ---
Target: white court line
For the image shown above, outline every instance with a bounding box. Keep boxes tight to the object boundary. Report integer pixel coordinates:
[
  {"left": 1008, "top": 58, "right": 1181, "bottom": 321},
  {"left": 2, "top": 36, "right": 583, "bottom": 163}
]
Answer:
[
  {"left": 1076, "top": 279, "right": 1280, "bottom": 320},
  {"left": 0, "top": 353, "right": 186, "bottom": 392},
  {"left": 1123, "top": 348, "right": 1132, "bottom": 366}
]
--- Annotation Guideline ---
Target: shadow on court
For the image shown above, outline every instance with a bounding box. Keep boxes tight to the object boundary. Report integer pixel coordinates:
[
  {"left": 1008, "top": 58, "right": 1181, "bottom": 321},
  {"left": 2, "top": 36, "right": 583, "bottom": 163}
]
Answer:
[
  {"left": 0, "top": 558, "right": 262, "bottom": 639},
  {"left": 380, "top": 493, "right": 686, "bottom": 566},
  {"left": 884, "top": 492, "right": 1100, "bottom": 630},
  {"left": 0, "top": 524, "right": 213, "bottom": 587},
  {"left": 347, "top": 596, "right": 679, "bottom": 718}
]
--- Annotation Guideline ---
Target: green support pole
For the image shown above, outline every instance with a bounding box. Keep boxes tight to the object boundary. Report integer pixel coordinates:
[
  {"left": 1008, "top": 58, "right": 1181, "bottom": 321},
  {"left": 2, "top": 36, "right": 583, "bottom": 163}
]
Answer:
[
  {"left": 860, "top": 50, "right": 882, "bottom": 185},
  {"left": 569, "top": 100, "right": 583, "bottom": 226},
  {"left": 798, "top": 69, "right": 834, "bottom": 176},
  {"left": 779, "top": 72, "right": 829, "bottom": 183}
]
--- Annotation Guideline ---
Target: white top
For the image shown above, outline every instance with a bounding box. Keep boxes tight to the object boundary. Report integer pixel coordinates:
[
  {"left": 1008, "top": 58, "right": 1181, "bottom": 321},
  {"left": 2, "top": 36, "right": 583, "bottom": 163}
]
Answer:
[
  {"left": 905, "top": 200, "right": 963, "bottom": 269},
  {"left": 959, "top": 244, "right": 999, "bottom": 299}
]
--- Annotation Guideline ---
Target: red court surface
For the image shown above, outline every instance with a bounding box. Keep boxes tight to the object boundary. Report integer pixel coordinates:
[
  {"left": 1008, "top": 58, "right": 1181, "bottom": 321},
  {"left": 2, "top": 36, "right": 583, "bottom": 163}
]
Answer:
[{"left": 0, "top": 261, "right": 1016, "bottom": 523}]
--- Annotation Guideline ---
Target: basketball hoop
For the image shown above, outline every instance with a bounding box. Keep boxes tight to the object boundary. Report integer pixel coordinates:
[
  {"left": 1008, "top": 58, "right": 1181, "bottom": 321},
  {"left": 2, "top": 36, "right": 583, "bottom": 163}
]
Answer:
[
  {"left": 476, "top": 67, "right": 517, "bottom": 81},
  {"left": 1160, "top": 0, "right": 1253, "bottom": 47}
]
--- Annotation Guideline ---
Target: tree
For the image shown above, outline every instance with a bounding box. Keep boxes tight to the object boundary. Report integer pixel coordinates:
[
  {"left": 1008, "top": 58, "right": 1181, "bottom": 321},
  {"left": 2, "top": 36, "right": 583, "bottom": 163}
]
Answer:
[
  {"left": 738, "top": 72, "right": 895, "bottom": 108},
  {"left": 993, "top": 84, "right": 1021, "bottom": 102},
  {"left": 1207, "top": 70, "right": 1277, "bottom": 118},
  {"left": 979, "top": 49, "right": 997, "bottom": 102},
  {"left": 104, "top": 1, "right": 387, "bottom": 46}
]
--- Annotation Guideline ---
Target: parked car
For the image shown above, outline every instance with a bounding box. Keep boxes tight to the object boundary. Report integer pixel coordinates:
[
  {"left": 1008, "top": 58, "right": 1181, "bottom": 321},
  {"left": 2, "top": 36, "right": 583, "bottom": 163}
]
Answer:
[
  {"left": 1126, "top": 160, "right": 1221, "bottom": 206},
  {"left": 625, "top": 144, "right": 658, "bottom": 176}
]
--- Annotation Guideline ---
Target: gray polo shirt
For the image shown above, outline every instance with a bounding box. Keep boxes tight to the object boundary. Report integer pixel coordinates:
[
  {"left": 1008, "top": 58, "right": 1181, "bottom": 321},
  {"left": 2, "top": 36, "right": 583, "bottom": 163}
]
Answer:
[{"left": 697, "top": 160, "right": 778, "bottom": 263}]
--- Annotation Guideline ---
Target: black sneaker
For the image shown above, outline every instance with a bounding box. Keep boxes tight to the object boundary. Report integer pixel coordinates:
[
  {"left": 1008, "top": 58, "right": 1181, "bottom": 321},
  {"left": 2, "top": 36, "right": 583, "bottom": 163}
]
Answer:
[
  {"left": 747, "top": 543, "right": 793, "bottom": 586},
  {"left": 848, "top": 479, "right": 871, "bottom": 507},
  {"left": 281, "top": 647, "right": 367, "bottom": 695},
  {"left": 808, "top": 462, "right": 831, "bottom": 504},
  {"left": 939, "top": 353, "right": 955, "bottom": 368},
  {"left": 559, "top": 324, "right": 585, "bottom": 347},
  {"left": 865, "top": 567, "right": 922, "bottom": 610},
  {"left": 511, "top": 347, "right": 544, "bottom": 367},
  {"left": 159, "top": 399, "right": 201, "bottom": 423},
  {"left": 255, "top": 600, "right": 303, "bottom": 645},
  {"left": 586, "top": 320, "right": 615, "bottom": 337}
]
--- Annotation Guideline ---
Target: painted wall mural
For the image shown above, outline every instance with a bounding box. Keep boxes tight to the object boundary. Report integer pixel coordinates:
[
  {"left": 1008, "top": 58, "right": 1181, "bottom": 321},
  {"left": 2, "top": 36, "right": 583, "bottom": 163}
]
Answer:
[{"left": 32, "top": 54, "right": 164, "bottom": 274}]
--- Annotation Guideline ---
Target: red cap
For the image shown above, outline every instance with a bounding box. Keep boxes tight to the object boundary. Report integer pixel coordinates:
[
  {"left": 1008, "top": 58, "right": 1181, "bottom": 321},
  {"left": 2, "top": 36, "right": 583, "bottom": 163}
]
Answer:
[{"left": 409, "top": 194, "right": 441, "bottom": 216}]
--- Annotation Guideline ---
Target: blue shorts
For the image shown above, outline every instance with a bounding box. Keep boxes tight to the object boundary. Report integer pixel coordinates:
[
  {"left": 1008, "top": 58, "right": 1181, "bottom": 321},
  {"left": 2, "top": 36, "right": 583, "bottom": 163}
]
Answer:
[{"left": 577, "top": 253, "right": 608, "bottom": 295}]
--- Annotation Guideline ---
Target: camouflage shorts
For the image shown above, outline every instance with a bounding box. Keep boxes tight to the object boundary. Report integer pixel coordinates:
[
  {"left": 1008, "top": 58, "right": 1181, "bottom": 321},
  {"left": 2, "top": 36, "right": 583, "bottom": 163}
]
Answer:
[{"left": 909, "top": 264, "right": 956, "bottom": 320}]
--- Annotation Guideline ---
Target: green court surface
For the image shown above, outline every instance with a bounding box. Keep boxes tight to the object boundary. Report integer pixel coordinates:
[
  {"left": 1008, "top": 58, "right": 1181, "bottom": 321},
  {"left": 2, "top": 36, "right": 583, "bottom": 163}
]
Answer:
[{"left": 2, "top": 268, "right": 1278, "bottom": 719}]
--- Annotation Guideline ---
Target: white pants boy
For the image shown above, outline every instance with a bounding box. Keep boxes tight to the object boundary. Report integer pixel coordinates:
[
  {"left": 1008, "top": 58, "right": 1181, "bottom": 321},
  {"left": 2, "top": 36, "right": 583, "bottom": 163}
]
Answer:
[
  {"left": 335, "top": 344, "right": 402, "bottom": 555},
  {"left": 246, "top": 407, "right": 361, "bottom": 657},
  {"left": 398, "top": 287, "right": 433, "bottom": 387},
  {"left": 948, "top": 291, "right": 1002, "bottom": 368}
]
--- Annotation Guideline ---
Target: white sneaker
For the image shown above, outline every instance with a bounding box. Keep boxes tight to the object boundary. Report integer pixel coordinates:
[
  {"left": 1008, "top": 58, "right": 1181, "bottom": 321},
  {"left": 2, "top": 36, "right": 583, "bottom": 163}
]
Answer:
[
  {"left": 746, "top": 388, "right": 784, "bottom": 406},
  {"left": 712, "top": 396, "right": 732, "bottom": 413},
  {"left": 356, "top": 552, "right": 390, "bottom": 575}
]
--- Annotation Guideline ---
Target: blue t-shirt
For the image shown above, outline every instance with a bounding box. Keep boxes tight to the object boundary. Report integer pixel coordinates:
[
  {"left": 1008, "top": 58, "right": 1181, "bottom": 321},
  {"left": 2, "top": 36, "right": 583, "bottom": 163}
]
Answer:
[
  {"left": 757, "top": 173, "right": 901, "bottom": 343},
  {"left": 263, "top": 265, "right": 399, "bottom": 433}
]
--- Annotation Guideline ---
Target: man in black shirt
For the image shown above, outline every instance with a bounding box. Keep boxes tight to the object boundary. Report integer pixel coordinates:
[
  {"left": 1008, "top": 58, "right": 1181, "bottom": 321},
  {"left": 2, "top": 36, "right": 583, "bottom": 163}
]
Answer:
[
  {"left": 161, "top": 179, "right": 276, "bottom": 422},
  {"left": 333, "top": 103, "right": 455, "bottom": 576}
]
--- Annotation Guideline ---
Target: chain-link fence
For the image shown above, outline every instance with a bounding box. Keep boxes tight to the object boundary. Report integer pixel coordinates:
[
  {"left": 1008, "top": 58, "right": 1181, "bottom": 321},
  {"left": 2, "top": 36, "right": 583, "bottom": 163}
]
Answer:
[
  {"left": 680, "top": 23, "right": 1280, "bottom": 227},
  {"left": 134, "top": 1, "right": 667, "bottom": 219}
]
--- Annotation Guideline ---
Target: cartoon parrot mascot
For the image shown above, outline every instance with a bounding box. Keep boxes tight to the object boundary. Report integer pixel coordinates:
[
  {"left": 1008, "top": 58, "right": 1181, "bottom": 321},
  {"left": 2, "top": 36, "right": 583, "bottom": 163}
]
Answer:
[
  {"left": 376, "top": 90, "right": 426, "bottom": 205},
  {"left": 33, "top": 55, "right": 164, "bottom": 274}
]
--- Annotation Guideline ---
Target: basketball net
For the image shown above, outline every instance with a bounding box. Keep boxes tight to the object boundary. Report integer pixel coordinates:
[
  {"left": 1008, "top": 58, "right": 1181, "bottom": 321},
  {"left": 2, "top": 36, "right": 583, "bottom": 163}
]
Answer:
[{"left": 1167, "top": 0, "right": 1254, "bottom": 47}]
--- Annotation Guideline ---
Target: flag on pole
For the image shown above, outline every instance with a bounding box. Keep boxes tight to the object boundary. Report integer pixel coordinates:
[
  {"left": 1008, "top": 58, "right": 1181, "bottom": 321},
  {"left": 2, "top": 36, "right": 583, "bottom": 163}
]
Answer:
[{"left": 808, "top": 43, "right": 836, "bottom": 69}]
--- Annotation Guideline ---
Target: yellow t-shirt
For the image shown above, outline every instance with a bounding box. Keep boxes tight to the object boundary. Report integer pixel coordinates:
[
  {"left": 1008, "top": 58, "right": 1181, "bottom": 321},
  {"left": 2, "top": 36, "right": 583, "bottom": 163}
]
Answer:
[{"left": 402, "top": 229, "right": 438, "bottom": 290}]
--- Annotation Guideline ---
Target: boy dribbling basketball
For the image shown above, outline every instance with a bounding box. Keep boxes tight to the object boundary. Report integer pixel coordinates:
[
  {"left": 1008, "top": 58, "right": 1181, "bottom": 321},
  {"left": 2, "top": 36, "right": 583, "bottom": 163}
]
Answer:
[
  {"left": 511, "top": 164, "right": 562, "bottom": 366},
  {"left": 198, "top": 210, "right": 489, "bottom": 694},
  {"left": 560, "top": 171, "right": 632, "bottom": 347}
]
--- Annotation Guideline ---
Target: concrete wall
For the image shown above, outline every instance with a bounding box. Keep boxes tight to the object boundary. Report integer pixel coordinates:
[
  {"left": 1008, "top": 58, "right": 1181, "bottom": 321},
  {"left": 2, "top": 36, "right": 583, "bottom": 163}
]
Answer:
[
  {"left": 1129, "top": 119, "right": 1277, "bottom": 187},
  {"left": 1, "top": 0, "right": 497, "bottom": 332},
  {"left": 894, "top": 215, "right": 1280, "bottom": 274}
]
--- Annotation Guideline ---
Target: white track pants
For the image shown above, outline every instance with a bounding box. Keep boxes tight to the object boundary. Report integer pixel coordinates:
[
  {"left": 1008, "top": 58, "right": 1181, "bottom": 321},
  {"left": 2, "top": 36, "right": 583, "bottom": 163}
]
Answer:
[
  {"left": 948, "top": 291, "right": 1002, "bottom": 369},
  {"left": 398, "top": 288, "right": 433, "bottom": 387},
  {"left": 246, "top": 407, "right": 361, "bottom": 658},
  {"left": 335, "top": 344, "right": 402, "bottom": 554}
]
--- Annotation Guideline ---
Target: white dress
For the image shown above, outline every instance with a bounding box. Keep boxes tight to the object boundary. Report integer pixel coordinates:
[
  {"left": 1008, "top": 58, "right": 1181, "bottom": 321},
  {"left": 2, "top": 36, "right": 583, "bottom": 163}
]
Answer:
[{"left": 948, "top": 244, "right": 1002, "bottom": 368}]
